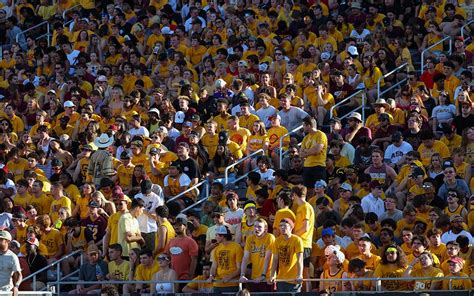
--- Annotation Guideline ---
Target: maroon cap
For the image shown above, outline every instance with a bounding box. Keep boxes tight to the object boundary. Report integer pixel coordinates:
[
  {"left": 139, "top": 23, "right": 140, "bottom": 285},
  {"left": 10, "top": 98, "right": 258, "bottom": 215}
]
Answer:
[{"left": 369, "top": 180, "right": 383, "bottom": 189}]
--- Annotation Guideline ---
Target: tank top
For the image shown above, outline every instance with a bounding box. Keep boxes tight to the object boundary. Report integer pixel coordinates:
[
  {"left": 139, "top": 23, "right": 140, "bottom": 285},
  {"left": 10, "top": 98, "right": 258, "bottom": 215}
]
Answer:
[
  {"left": 367, "top": 163, "right": 390, "bottom": 186},
  {"left": 323, "top": 267, "right": 345, "bottom": 292}
]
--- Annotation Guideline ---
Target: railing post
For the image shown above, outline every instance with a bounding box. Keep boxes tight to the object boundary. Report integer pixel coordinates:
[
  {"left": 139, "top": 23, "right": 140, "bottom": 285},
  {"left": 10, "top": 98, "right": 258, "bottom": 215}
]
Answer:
[
  {"left": 278, "top": 125, "right": 303, "bottom": 169},
  {"left": 56, "top": 261, "right": 61, "bottom": 296}
]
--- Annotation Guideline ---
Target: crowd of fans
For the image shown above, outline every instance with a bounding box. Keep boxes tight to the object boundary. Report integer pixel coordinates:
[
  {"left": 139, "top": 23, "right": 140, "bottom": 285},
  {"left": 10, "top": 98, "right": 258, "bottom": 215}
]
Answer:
[{"left": 0, "top": 0, "right": 472, "bottom": 295}]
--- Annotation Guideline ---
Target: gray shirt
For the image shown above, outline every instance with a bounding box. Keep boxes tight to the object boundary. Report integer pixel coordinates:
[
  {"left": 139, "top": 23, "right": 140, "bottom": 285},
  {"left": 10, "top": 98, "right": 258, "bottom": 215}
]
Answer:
[
  {"left": 79, "top": 260, "right": 108, "bottom": 288},
  {"left": 0, "top": 249, "right": 21, "bottom": 291},
  {"left": 379, "top": 209, "right": 403, "bottom": 222},
  {"left": 279, "top": 107, "right": 309, "bottom": 132}
]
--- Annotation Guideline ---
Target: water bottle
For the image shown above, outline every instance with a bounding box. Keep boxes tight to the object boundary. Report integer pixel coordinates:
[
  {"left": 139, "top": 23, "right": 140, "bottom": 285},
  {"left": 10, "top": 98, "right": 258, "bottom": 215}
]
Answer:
[{"left": 95, "top": 265, "right": 103, "bottom": 279}]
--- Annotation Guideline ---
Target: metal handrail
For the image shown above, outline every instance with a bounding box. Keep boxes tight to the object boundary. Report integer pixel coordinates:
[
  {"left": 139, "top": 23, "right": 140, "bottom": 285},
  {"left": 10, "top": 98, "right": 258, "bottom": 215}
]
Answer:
[
  {"left": 461, "top": 19, "right": 474, "bottom": 41},
  {"left": 225, "top": 149, "right": 264, "bottom": 184},
  {"left": 16, "top": 21, "right": 50, "bottom": 47},
  {"left": 22, "top": 249, "right": 83, "bottom": 291},
  {"left": 167, "top": 179, "right": 207, "bottom": 203},
  {"left": 421, "top": 36, "right": 452, "bottom": 71},
  {"left": 376, "top": 63, "right": 408, "bottom": 100},
  {"left": 62, "top": 4, "right": 82, "bottom": 20},
  {"left": 278, "top": 125, "right": 303, "bottom": 169}
]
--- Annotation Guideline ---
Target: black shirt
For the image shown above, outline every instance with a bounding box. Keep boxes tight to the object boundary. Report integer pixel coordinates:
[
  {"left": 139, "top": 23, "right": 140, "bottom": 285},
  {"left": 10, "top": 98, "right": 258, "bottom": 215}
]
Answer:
[{"left": 176, "top": 157, "right": 200, "bottom": 180}]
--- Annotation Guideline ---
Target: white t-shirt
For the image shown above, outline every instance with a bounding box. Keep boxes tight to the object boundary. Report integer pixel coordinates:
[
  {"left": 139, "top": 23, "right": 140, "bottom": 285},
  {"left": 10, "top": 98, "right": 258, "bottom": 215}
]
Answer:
[
  {"left": 163, "top": 174, "right": 191, "bottom": 188},
  {"left": 128, "top": 126, "right": 150, "bottom": 138},
  {"left": 384, "top": 141, "right": 413, "bottom": 165},
  {"left": 0, "top": 249, "right": 21, "bottom": 291},
  {"left": 134, "top": 192, "right": 164, "bottom": 233},
  {"left": 432, "top": 104, "right": 456, "bottom": 127},
  {"left": 256, "top": 106, "right": 278, "bottom": 128}
]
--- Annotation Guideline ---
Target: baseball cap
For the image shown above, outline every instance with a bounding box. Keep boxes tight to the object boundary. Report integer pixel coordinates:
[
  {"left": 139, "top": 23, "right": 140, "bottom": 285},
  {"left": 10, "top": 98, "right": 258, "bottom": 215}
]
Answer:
[
  {"left": 148, "top": 108, "right": 160, "bottom": 116},
  {"left": 149, "top": 147, "right": 160, "bottom": 155},
  {"left": 191, "top": 114, "right": 200, "bottom": 121},
  {"left": 339, "top": 183, "right": 353, "bottom": 191},
  {"left": 183, "top": 121, "right": 193, "bottom": 128},
  {"left": 0, "top": 230, "right": 12, "bottom": 241},
  {"left": 215, "top": 79, "right": 227, "bottom": 88},
  {"left": 175, "top": 111, "right": 185, "bottom": 124},
  {"left": 120, "top": 150, "right": 132, "bottom": 159},
  {"left": 26, "top": 237, "right": 40, "bottom": 247},
  {"left": 322, "top": 228, "right": 335, "bottom": 236},
  {"left": 443, "top": 160, "right": 454, "bottom": 170},
  {"left": 97, "top": 75, "right": 108, "bottom": 82},
  {"left": 280, "top": 218, "right": 295, "bottom": 228},
  {"left": 348, "top": 45, "right": 359, "bottom": 56},
  {"left": 329, "top": 117, "right": 341, "bottom": 124},
  {"left": 269, "top": 114, "right": 281, "bottom": 121},
  {"left": 63, "top": 101, "right": 75, "bottom": 108},
  {"left": 411, "top": 167, "right": 425, "bottom": 178},
  {"left": 314, "top": 180, "right": 328, "bottom": 188},
  {"left": 448, "top": 257, "right": 464, "bottom": 266},
  {"left": 238, "top": 60, "right": 248, "bottom": 67},
  {"left": 320, "top": 52, "right": 331, "bottom": 61},
  {"left": 347, "top": 112, "right": 362, "bottom": 122},
  {"left": 158, "top": 126, "right": 168, "bottom": 134},
  {"left": 175, "top": 215, "right": 188, "bottom": 225},
  {"left": 87, "top": 244, "right": 100, "bottom": 254},
  {"left": 215, "top": 225, "right": 229, "bottom": 235},
  {"left": 88, "top": 201, "right": 100, "bottom": 208}
]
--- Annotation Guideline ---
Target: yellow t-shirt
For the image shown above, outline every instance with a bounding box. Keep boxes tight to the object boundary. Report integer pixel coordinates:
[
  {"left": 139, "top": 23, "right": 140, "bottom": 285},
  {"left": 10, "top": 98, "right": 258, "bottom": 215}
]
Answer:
[
  {"left": 244, "top": 233, "right": 275, "bottom": 279},
  {"left": 117, "top": 163, "right": 135, "bottom": 189},
  {"left": 108, "top": 260, "right": 130, "bottom": 281},
  {"left": 49, "top": 196, "right": 72, "bottom": 223},
  {"left": 294, "top": 201, "right": 314, "bottom": 248},
  {"left": 185, "top": 275, "right": 214, "bottom": 291},
  {"left": 267, "top": 126, "right": 289, "bottom": 150},
  {"left": 107, "top": 212, "right": 123, "bottom": 246},
  {"left": 135, "top": 262, "right": 159, "bottom": 281},
  {"left": 229, "top": 127, "right": 251, "bottom": 151},
  {"left": 201, "top": 133, "right": 219, "bottom": 159},
  {"left": 212, "top": 242, "right": 243, "bottom": 288},
  {"left": 7, "top": 158, "right": 29, "bottom": 182},
  {"left": 322, "top": 267, "right": 346, "bottom": 292},
  {"left": 373, "top": 264, "right": 407, "bottom": 291},
  {"left": 301, "top": 130, "right": 327, "bottom": 167},
  {"left": 238, "top": 114, "right": 260, "bottom": 131},
  {"left": 14, "top": 193, "right": 31, "bottom": 210},
  {"left": 41, "top": 228, "right": 64, "bottom": 257},
  {"left": 417, "top": 140, "right": 450, "bottom": 166},
  {"left": 442, "top": 272, "right": 472, "bottom": 290},
  {"left": 355, "top": 254, "right": 381, "bottom": 271},
  {"left": 29, "top": 194, "right": 53, "bottom": 216},
  {"left": 247, "top": 134, "right": 269, "bottom": 152},
  {"left": 272, "top": 235, "right": 303, "bottom": 281},
  {"left": 411, "top": 267, "right": 444, "bottom": 290}
]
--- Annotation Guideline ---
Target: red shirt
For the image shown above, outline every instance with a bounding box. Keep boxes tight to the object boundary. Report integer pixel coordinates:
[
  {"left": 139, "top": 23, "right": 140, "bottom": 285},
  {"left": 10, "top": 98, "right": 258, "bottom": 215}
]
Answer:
[{"left": 164, "top": 235, "right": 199, "bottom": 280}]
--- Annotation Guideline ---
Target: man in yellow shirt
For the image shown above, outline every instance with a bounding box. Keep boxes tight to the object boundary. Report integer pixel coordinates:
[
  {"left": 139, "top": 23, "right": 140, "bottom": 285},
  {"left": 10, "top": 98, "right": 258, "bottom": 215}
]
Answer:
[
  {"left": 240, "top": 218, "right": 276, "bottom": 292},
  {"left": 209, "top": 225, "right": 243, "bottom": 294},
  {"left": 268, "top": 218, "right": 303, "bottom": 292},
  {"left": 417, "top": 129, "right": 450, "bottom": 166},
  {"left": 299, "top": 117, "right": 327, "bottom": 196},
  {"left": 291, "top": 185, "right": 314, "bottom": 291},
  {"left": 134, "top": 249, "right": 159, "bottom": 293}
]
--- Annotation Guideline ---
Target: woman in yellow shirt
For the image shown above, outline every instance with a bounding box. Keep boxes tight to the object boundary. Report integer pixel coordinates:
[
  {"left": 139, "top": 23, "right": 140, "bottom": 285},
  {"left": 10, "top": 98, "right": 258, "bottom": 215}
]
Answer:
[
  {"left": 421, "top": 21, "right": 443, "bottom": 54},
  {"left": 245, "top": 120, "right": 269, "bottom": 173},
  {"left": 373, "top": 244, "right": 408, "bottom": 291},
  {"left": 362, "top": 55, "right": 384, "bottom": 104}
]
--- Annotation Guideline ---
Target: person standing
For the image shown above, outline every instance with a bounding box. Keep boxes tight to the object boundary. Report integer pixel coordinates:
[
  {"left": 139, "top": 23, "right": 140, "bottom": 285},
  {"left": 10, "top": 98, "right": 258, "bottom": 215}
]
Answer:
[
  {"left": 240, "top": 218, "right": 275, "bottom": 292},
  {"left": 291, "top": 185, "right": 314, "bottom": 291},
  {"left": 88, "top": 134, "right": 116, "bottom": 187},
  {"left": 299, "top": 117, "right": 327, "bottom": 196},
  {"left": 0, "top": 230, "right": 21, "bottom": 296},
  {"left": 209, "top": 225, "right": 243, "bottom": 294},
  {"left": 268, "top": 218, "right": 303, "bottom": 293},
  {"left": 134, "top": 180, "right": 163, "bottom": 251},
  {"left": 117, "top": 199, "right": 145, "bottom": 257},
  {"left": 164, "top": 216, "right": 198, "bottom": 292}
]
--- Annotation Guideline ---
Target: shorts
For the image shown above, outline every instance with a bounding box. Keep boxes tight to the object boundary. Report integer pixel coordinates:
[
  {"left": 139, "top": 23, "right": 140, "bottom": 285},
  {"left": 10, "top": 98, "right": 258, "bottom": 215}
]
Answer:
[
  {"left": 303, "top": 166, "right": 326, "bottom": 188},
  {"left": 303, "top": 247, "right": 312, "bottom": 267}
]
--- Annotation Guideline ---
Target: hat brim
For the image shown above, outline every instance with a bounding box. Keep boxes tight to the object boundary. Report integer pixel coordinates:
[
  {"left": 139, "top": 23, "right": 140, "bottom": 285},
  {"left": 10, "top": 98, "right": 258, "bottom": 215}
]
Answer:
[
  {"left": 94, "top": 137, "right": 114, "bottom": 148},
  {"left": 372, "top": 103, "right": 390, "bottom": 109}
]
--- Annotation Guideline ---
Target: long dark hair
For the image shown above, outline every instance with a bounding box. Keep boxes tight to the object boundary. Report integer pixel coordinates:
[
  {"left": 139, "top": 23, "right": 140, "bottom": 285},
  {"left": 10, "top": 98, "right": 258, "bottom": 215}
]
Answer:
[{"left": 381, "top": 244, "right": 408, "bottom": 268}]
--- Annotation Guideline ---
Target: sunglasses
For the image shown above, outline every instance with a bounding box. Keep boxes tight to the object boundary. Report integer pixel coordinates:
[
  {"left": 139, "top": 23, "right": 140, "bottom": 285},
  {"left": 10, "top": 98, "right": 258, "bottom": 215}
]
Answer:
[{"left": 157, "top": 257, "right": 168, "bottom": 261}]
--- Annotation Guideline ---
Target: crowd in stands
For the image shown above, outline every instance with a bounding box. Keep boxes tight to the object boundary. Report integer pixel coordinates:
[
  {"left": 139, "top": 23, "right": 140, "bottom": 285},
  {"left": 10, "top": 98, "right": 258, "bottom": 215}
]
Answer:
[{"left": 0, "top": 0, "right": 473, "bottom": 294}]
